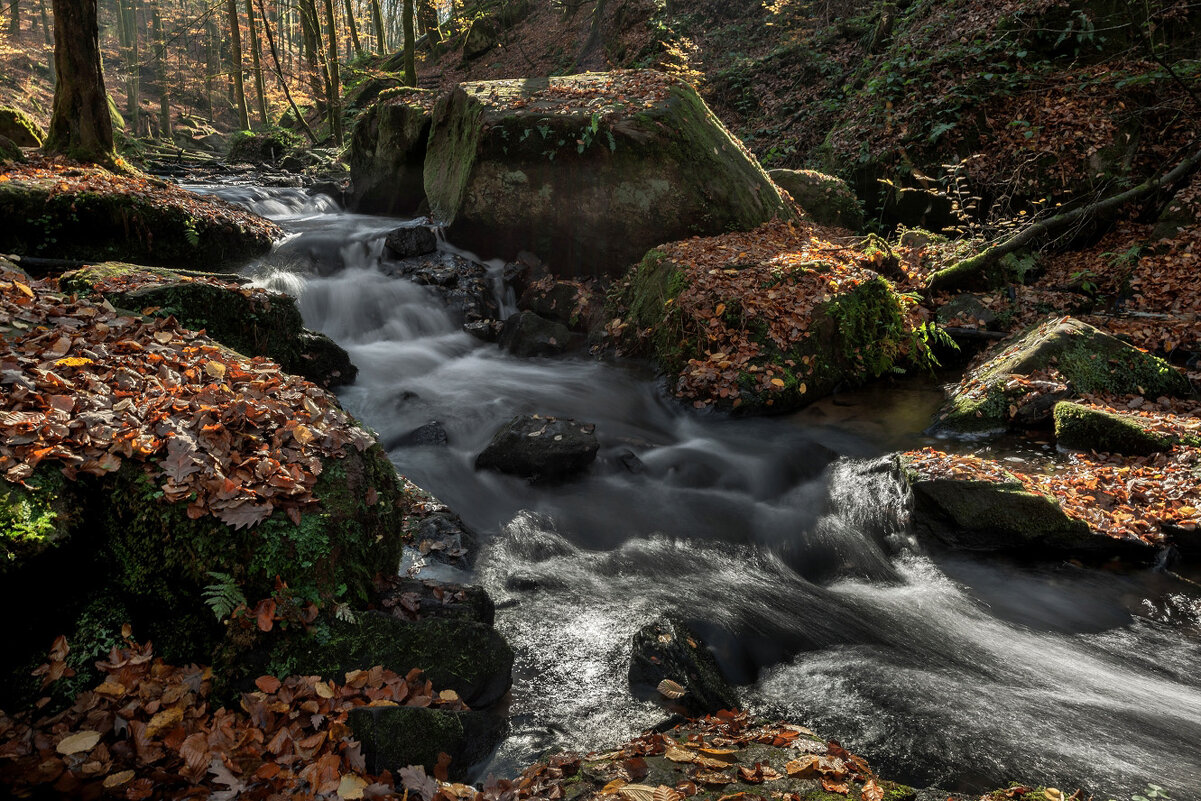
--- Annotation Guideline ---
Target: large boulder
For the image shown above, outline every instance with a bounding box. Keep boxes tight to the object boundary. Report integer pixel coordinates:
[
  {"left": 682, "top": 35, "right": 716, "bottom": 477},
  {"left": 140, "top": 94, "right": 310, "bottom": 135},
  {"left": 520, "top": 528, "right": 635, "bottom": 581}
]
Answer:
[
  {"left": 382, "top": 251, "right": 498, "bottom": 323},
  {"left": 628, "top": 616, "right": 740, "bottom": 716},
  {"left": 349, "top": 88, "right": 437, "bottom": 215},
  {"left": 0, "top": 162, "right": 279, "bottom": 270},
  {"left": 930, "top": 316, "right": 1193, "bottom": 436},
  {"left": 610, "top": 220, "right": 938, "bottom": 413},
  {"left": 60, "top": 263, "right": 356, "bottom": 387},
  {"left": 348, "top": 706, "right": 506, "bottom": 781},
  {"left": 226, "top": 128, "right": 301, "bottom": 165},
  {"left": 769, "top": 168, "right": 864, "bottom": 230},
  {"left": 497, "top": 310, "right": 582, "bottom": 357},
  {"left": 424, "top": 70, "right": 792, "bottom": 278},
  {"left": 1052, "top": 401, "right": 1179, "bottom": 456},
  {"left": 0, "top": 106, "right": 44, "bottom": 147},
  {"left": 0, "top": 134, "right": 23, "bottom": 164},
  {"left": 475, "top": 414, "right": 599, "bottom": 481}
]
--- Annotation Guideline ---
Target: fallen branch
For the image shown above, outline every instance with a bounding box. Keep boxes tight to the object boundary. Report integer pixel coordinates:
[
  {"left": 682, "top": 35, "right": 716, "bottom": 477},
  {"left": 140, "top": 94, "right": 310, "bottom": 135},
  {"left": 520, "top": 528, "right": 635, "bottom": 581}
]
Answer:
[{"left": 927, "top": 141, "right": 1201, "bottom": 294}]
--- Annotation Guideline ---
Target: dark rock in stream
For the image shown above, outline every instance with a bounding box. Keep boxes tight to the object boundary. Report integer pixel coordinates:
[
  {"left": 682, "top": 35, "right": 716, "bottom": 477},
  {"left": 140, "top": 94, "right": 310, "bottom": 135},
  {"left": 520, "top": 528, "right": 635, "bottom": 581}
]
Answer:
[
  {"left": 410, "top": 511, "right": 477, "bottom": 568},
  {"left": 388, "top": 420, "right": 450, "bottom": 448},
  {"left": 348, "top": 706, "right": 507, "bottom": 781},
  {"left": 384, "top": 224, "right": 439, "bottom": 259},
  {"left": 464, "top": 319, "right": 502, "bottom": 342},
  {"left": 498, "top": 310, "right": 582, "bottom": 357},
  {"left": 379, "top": 578, "right": 495, "bottom": 625},
  {"left": 475, "top": 414, "right": 599, "bottom": 481},
  {"left": 628, "top": 616, "right": 741, "bottom": 716},
  {"left": 383, "top": 252, "right": 497, "bottom": 323}
]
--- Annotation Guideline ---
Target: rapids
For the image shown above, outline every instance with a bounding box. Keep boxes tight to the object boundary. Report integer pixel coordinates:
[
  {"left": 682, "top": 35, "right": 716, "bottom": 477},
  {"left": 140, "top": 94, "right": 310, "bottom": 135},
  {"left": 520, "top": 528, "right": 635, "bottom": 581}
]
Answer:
[{"left": 200, "top": 184, "right": 1201, "bottom": 799}]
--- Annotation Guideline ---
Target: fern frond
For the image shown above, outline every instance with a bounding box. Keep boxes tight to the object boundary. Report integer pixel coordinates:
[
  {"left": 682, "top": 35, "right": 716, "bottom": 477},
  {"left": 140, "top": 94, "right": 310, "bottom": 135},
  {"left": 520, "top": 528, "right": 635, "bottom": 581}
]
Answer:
[{"left": 203, "top": 571, "right": 247, "bottom": 621}]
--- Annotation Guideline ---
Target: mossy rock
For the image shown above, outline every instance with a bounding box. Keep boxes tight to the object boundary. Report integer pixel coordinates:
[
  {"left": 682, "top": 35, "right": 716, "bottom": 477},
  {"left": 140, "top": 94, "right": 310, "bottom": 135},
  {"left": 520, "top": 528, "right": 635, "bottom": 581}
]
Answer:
[
  {"left": 424, "top": 70, "right": 792, "bottom": 279},
  {"left": 902, "top": 456, "right": 1151, "bottom": 559},
  {"left": 253, "top": 612, "right": 513, "bottom": 708},
  {"left": 0, "top": 107, "right": 44, "bottom": 147},
  {"left": 226, "top": 128, "right": 302, "bottom": 165},
  {"left": 768, "top": 168, "right": 864, "bottom": 231},
  {"left": 349, "top": 89, "right": 436, "bottom": 215},
  {"left": 0, "top": 134, "right": 24, "bottom": 164},
  {"left": 348, "top": 706, "right": 507, "bottom": 780},
  {"left": 0, "top": 176, "right": 278, "bottom": 270},
  {"left": 344, "top": 74, "right": 409, "bottom": 111},
  {"left": 1053, "top": 401, "right": 1177, "bottom": 455},
  {"left": 60, "top": 263, "right": 356, "bottom": 387},
  {"left": 0, "top": 438, "right": 409, "bottom": 710},
  {"left": 930, "top": 316, "right": 1193, "bottom": 435},
  {"left": 613, "top": 241, "right": 932, "bottom": 414}
]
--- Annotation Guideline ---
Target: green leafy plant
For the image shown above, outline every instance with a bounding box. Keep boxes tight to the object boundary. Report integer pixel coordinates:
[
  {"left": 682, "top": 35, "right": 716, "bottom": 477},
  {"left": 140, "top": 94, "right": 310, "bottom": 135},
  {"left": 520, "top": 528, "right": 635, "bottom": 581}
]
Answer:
[{"left": 202, "top": 571, "right": 247, "bottom": 621}]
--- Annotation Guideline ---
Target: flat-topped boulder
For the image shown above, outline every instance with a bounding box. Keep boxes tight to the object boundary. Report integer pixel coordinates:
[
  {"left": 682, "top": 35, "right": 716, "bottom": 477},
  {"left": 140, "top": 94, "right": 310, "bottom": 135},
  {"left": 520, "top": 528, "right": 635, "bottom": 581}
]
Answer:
[{"left": 424, "top": 70, "right": 792, "bottom": 278}]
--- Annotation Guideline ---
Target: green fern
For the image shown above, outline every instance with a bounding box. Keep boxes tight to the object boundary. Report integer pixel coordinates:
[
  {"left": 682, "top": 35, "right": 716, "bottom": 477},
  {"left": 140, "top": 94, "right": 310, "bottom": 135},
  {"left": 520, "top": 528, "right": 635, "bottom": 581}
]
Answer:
[{"left": 202, "top": 571, "right": 247, "bottom": 621}]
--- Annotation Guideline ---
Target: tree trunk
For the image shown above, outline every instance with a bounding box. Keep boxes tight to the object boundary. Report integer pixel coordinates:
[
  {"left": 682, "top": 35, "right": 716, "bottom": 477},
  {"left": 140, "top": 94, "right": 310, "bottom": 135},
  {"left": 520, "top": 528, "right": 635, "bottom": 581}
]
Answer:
[
  {"left": 205, "top": 17, "right": 218, "bottom": 120},
  {"left": 37, "top": 0, "right": 51, "bottom": 45},
  {"left": 322, "top": 0, "right": 341, "bottom": 144},
  {"left": 227, "top": 0, "right": 250, "bottom": 129},
  {"left": 416, "top": 0, "right": 439, "bottom": 50},
  {"left": 245, "top": 0, "right": 268, "bottom": 125},
  {"left": 149, "top": 0, "right": 171, "bottom": 138},
  {"left": 402, "top": 0, "right": 414, "bottom": 86},
  {"left": 257, "top": 0, "right": 317, "bottom": 143},
  {"left": 8, "top": 0, "right": 18, "bottom": 35},
  {"left": 45, "top": 0, "right": 119, "bottom": 167},
  {"left": 370, "top": 0, "right": 383, "bottom": 52},
  {"left": 297, "top": 0, "right": 326, "bottom": 113},
  {"left": 342, "top": 0, "right": 361, "bottom": 55},
  {"left": 117, "top": 0, "right": 139, "bottom": 134}
]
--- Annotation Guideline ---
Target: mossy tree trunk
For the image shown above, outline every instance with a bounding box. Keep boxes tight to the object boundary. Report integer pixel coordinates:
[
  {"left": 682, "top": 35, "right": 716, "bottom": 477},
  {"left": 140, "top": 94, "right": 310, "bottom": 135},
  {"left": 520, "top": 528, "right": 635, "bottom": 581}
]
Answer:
[
  {"left": 402, "top": 0, "right": 415, "bottom": 86},
  {"left": 226, "top": 0, "right": 251, "bottom": 130},
  {"left": 322, "top": 0, "right": 342, "bottom": 144},
  {"left": 45, "top": 0, "right": 119, "bottom": 167},
  {"left": 245, "top": 0, "right": 268, "bottom": 126}
]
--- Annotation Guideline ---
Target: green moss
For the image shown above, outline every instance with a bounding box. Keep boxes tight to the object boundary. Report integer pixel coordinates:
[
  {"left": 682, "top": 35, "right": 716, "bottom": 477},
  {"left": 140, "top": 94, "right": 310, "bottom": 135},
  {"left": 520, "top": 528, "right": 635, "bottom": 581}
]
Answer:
[
  {"left": 0, "top": 106, "right": 44, "bottom": 147},
  {"left": 1053, "top": 401, "right": 1176, "bottom": 455},
  {"left": 1, "top": 470, "right": 78, "bottom": 572},
  {"left": 227, "top": 127, "right": 301, "bottom": 164}
]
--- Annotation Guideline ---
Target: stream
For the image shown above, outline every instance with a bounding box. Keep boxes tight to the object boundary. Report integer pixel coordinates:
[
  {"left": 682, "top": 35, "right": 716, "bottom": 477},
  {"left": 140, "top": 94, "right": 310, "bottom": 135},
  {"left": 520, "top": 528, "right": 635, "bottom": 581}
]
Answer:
[{"left": 200, "top": 185, "right": 1201, "bottom": 800}]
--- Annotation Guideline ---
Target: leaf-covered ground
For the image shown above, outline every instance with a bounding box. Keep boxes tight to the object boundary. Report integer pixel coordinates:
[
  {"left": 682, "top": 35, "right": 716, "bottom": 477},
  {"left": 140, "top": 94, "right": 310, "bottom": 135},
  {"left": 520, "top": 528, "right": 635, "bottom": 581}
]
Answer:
[
  {"left": 0, "top": 157, "right": 281, "bottom": 244},
  {"left": 0, "top": 262, "right": 371, "bottom": 530}
]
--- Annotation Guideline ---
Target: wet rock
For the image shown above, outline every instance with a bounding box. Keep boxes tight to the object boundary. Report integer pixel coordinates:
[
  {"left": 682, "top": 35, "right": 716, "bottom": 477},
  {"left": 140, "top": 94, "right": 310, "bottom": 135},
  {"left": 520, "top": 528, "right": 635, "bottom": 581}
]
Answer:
[
  {"left": 475, "top": 414, "right": 599, "bottom": 481},
  {"left": 379, "top": 578, "right": 495, "bottom": 625},
  {"left": 1053, "top": 401, "right": 1175, "bottom": 456},
  {"left": 618, "top": 449, "right": 645, "bottom": 474},
  {"left": 348, "top": 706, "right": 506, "bottom": 781},
  {"left": 257, "top": 612, "right": 514, "bottom": 709},
  {"left": 424, "top": 71, "right": 791, "bottom": 279},
  {"left": 498, "top": 311, "right": 582, "bottom": 357},
  {"left": 769, "top": 168, "right": 864, "bottom": 231},
  {"left": 389, "top": 420, "right": 450, "bottom": 448},
  {"left": 349, "top": 88, "right": 436, "bottom": 215},
  {"left": 0, "top": 106, "right": 44, "bottom": 147},
  {"left": 628, "top": 616, "right": 740, "bottom": 716},
  {"left": 463, "top": 319, "right": 502, "bottom": 342},
  {"left": 929, "top": 316, "right": 1194, "bottom": 436},
  {"left": 383, "top": 252, "right": 497, "bottom": 323},
  {"left": 410, "top": 511, "right": 477, "bottom": 568},
  {"left": 385, "top": 224, "right": 439, "bottom": 259}
]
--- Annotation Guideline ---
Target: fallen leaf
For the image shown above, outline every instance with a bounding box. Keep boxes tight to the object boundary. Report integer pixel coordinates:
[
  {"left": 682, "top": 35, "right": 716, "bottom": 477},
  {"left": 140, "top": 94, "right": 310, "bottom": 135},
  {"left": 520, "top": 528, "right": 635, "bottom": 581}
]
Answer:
[
  {"left": 56, "top": 730, "right": 102, "bottom": 755},
  {"left": 657, "top": 679, "right": 687, "bottom": 699}
]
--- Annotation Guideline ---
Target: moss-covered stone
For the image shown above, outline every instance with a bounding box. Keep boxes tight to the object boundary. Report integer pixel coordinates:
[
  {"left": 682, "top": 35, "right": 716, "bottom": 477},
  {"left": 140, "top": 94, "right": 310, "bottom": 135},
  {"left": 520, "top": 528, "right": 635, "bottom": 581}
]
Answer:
[
  {"left": 0, "top": 107, "right": 44, "bottom": 147},
  {"left": 226, "top": 128, "right": 302, "bottom": 165},
  {"left": 253, "top": 612, "right": 513, "bottom": 708},
  {"left": 769, "top": 168, "right": 864, "bottom": 230},
  {"left": 349, "top": 88, "right": 436, "bottom": 215},
  {"left": 902, "top": 456, "right": 1151, "bottom": 559},
  {"left": 60, "top": 263, "right": 356, "bottom": 387},
  {"left": 1053, "top": 401, "right": 1178, "bottom": 455},
  {"left": 0, "top": 175, "right": 278, "bottom": 270},
  {"left": 0, "top": 468, "right": 81, "bottom": 574},
  {"left": 348, "top": 706, "right": 506, "bottom": 779},
  {"left": 930, "top": 316, "right": 1193, "bottom": 435},
  {"left": 0, "top": 134, "right": 24, "bottom": 164},
  {"left": 424, "top": 70, "right": 792, "bottom": 279}
]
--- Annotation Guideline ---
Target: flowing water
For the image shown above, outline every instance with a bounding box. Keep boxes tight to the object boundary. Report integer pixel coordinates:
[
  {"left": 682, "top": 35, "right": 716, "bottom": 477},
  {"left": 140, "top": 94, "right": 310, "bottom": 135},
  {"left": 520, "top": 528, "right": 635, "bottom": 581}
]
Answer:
[{"left": 201, "top": 185, "right": 1201, "bottom": 800}]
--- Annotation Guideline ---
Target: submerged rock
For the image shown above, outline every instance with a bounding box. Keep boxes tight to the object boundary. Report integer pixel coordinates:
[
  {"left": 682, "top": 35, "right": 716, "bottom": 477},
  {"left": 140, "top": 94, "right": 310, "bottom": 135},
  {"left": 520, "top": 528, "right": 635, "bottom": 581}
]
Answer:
[
  {"left": 929, "top": 316, "right": 1193, "bottom": 436},
  {"left": 348, "top": 88, "right": 437, "bottom": 215},
  {"left": 628, "top": 616, "right": 740, "bottom": 716},
  {"left": 388, "top": 420, "right": 450, "bottom": 448},
  {"left": 769, "top": 168, "right": 864, "bottom": 231},
  {"left": 475, "top": 414, "right": 599, "bottom": 481},
  {"left": 60, "top": 263, "right": 356, "bottom": 387},
  {"left": 498, "top": 310, "right": 583, "bottom": 357},
  {"left": 423, "top": 70, "right": 791, "bottom": 278}
]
